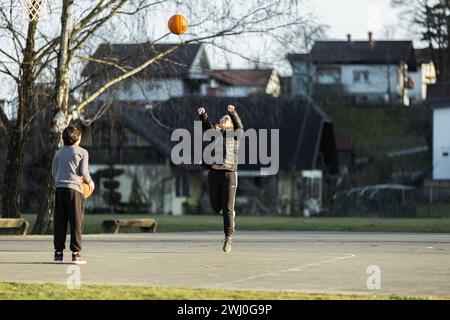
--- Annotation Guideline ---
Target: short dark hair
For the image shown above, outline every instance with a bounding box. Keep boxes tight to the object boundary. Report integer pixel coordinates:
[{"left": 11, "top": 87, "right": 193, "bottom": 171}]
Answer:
[{"left": 62, "top": 126, "right": 81, "bottom": 146}]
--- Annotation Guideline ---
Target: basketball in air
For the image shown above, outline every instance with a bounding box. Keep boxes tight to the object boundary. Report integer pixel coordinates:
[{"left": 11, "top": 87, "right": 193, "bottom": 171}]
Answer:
[{"left": 168, "top": 14, "right": 188, "bottom": 35}]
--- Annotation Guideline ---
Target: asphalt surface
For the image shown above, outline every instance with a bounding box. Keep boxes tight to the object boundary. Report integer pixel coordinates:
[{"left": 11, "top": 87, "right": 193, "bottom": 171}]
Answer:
[{"left": 0, "top": 232, "right": 449, "bottom": 296}]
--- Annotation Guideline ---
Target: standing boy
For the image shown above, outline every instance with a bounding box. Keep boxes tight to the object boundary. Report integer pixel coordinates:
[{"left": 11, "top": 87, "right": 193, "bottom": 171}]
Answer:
[
  {"left": 197, "top": 104, "right": 243, "bottom": 253},
  {"left": 52, "top": 125, "right": 94, "bottom": 264}
]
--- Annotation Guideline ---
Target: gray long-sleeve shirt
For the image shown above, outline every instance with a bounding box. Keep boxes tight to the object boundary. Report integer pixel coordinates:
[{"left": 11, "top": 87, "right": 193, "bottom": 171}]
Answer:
[{"left": 52, "top": 145, "right": 92, "bottom": 194}]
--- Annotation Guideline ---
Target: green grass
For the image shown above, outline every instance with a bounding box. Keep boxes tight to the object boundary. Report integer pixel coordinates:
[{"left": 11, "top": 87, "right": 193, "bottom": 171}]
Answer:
[
  {"left": 416, "top": 204, "right": 450, "bottom": 218},
  {"left": 0, "top": 282, "right": 447, "bottom": 300},
  {"left": 20, "top": 214, "right": 450, "bottom": 234},
  {"left": 321, "top": 105, "right": 423, "bottom": 156}
]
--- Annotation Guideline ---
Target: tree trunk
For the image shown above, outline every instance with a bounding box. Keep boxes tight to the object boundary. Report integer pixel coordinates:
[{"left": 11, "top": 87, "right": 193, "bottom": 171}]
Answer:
[
  {"left": 0, "top": 20, "right": 37, "bottom": 218},
  {"left": 33, "top": 0, "right": 74, "bottom": 234},
  {"left": 1, "top": 131, "right": 29, "bottom": 218},
  {"left": 33, "top": 132, "right": 61, "bottom": 233}
]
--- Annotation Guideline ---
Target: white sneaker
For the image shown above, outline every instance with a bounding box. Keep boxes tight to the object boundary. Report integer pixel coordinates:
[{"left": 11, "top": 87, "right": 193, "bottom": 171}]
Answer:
[{"left": 223, "top": 237, "right": 232, "bottom": 253}]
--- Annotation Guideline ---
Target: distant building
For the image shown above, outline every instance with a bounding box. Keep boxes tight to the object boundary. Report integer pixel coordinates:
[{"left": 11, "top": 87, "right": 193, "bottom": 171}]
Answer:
[
  {"left": 287, "top": 33, "right": 418, "bottom": 106},
  {"left": 81, "top": 42, "right": 211, "bottom": 103},
  {"left": 427, "top": 81, "right": 450, "bottom": 181},
  {"left": 206, "top": 69, "right": 281, "bottom": 97},
  {"left": 409, "top": 48, "right": 437, "bottom": 102}
]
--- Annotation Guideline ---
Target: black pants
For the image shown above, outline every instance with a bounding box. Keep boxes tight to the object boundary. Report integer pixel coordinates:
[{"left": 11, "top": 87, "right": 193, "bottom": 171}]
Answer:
[
  {"left": 54, "top": 188, "right": 84, "bottom": 252},
  {"left": 208, "top": 169, "right": 237, "bottom": 237}
]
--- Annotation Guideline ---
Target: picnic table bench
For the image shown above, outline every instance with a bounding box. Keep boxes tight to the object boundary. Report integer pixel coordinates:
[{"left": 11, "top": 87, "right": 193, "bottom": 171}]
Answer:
[
  {"left": 101, "top": 219, "right": 157, "bottom": 234},
  {"left": 0, "top": 218, "right": 29, "bottom": 235}
]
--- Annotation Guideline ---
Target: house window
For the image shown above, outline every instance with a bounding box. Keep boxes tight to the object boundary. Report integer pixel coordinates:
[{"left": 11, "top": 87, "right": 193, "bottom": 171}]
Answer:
[
  {"left": 175, "top": 174, "right": 190, "bottom": 197},
  {"left": 316, "top": 66, "right": 341, "bottom": 84},
  {"left": 353, "top": 71, "right": 369, "bottom": 83}
]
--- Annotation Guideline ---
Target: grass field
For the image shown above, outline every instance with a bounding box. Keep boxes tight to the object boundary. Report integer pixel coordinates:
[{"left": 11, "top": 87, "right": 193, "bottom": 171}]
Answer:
[
  {"left": 0, "top": 282, "right": 448, "bottom": 300},
  {"left": 19, "top": 214, "right": 450, "bottom": 234},
  {"left": 321, "top": 104, "right": 424, "bottom": 156}
]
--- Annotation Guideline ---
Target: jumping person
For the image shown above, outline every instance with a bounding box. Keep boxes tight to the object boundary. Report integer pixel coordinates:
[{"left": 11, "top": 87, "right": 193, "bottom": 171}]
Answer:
[
  {"left": 197, "top": 104, "right": 243, "bottom": 253},
  {"left": 52, "top": 125, "right": 94, "bottom": 264}
]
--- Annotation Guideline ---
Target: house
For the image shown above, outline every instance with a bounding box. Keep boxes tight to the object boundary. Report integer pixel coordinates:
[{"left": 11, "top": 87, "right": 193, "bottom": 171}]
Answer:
[
  {"left": 82, "top": 96, "right": 339, "bottom": 216},
  {"left": 409, "top": 48, "right": 437, "bottom": 102},
  {"left": 81, "top": 42, "right": 283, "bottom": 104},
  {"left": 287, "top": 33, "right": 417, "bottom": 106},
  {"left": 81, "top": 42, "right": 211, "bottom": 103},
  {"left": 427, "top": 81, "right": 450, "bottom": 182},
  {"left": 205, "top": 69, "right": 281, "bottom": 97}
]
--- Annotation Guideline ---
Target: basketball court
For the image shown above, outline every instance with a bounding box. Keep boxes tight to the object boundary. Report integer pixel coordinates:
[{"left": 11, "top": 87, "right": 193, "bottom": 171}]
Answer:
[{"left": 0, "top": 231, "right": 449, "bottom": 297}]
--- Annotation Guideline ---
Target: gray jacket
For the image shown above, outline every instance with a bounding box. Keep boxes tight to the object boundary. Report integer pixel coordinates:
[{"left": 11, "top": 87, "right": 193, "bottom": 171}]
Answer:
[
  {"left": 199, "top": 110, "right": 244, "bottom": 172},
  {"left": 52, "top": 145, "right": 92, "bottom": 194}
]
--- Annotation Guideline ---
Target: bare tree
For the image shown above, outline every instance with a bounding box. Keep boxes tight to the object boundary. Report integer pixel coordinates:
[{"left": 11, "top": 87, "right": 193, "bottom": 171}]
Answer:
[
  {"left": 392, "top": 0, "right": 450, "bottom": 80},
  {"left": 0, "top": 1, "right": 40, "bottom": 218}
]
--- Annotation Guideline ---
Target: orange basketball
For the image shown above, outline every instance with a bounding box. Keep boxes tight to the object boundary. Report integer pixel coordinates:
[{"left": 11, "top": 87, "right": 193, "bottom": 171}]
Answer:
[
  {"left": 168, "top": 14, "right": 188, "bottom": 35},
  {"left": 82, "top": 177, "right": 94, "bottom": 199}
]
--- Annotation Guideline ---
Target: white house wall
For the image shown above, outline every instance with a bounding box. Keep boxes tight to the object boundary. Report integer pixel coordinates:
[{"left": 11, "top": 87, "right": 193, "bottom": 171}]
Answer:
[
  {"left": 291, "top": 61, "right": 404, "bottom": 102},
  {"left": 433, "top": 107, "right": 450, "bottom": 180},
  {"left": 340, "top": 64, "right": 400, "bottom": 98},
  {"left": 96, "top": 78, "right": 185, "bottom": 102},
  {"left": 219, "top": 86, "right": 260, "bottom": 97}
]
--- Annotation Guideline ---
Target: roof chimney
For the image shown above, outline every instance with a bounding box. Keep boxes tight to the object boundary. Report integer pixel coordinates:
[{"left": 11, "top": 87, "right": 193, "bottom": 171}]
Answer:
[
  {"left": 368, "top": 31, "right": 374, "bottom": 49},
  {"left": 347, "top": 34, "right": 352, "bottom": 47}
]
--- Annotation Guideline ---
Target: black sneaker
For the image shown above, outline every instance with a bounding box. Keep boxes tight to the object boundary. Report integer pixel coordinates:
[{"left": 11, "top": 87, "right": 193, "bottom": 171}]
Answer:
[
  {"left": 54, "top": 251, "right": 63, "bottom": 264},
  {"left": 223, "top": 237, "right": 232, "bottom": 253},
  {"left": 72, "top": 252, "right": 87, "bottom": 265}
]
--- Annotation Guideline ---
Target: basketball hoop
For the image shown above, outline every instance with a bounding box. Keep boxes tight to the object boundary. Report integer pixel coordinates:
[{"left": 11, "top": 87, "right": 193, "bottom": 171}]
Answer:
[{"left": 20, "top": 0, "right": 48, "bottom": 22}]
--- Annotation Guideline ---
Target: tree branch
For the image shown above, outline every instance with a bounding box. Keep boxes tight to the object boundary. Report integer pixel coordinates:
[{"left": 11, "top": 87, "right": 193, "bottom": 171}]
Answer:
[{"left": 74, "top": 43, "right": 182, "bottom": 113}]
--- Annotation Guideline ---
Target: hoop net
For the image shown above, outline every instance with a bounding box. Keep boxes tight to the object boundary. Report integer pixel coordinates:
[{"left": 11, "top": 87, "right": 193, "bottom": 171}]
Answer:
[{"left": 20, "top": 0, "right": 48, "bottom": 22}]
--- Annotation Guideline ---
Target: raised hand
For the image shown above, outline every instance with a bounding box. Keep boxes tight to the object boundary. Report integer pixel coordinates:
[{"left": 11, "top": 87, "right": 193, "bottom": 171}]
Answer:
[
  {"left": 198, "top": 107, "right": 206, "bottom": 115},
  {"left": 227, "top": 104, "right": 235, "bottom": 113}
]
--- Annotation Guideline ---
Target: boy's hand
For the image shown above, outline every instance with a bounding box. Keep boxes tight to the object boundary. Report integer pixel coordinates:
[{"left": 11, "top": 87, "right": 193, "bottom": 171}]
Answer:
[
  {"left": 198, "top": 107, "right": 206, "bottom": 116},
  {"left": 227, "top": 105, "right": 235, "bottom": 113},
  {"left": 89, "top": 180, "right": 95, "bottom": 191}
]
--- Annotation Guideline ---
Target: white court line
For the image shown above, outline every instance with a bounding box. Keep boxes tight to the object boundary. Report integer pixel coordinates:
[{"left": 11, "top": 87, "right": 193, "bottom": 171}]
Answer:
[{"left": 215, "top": 253, "right": 356, "bottom": 286}]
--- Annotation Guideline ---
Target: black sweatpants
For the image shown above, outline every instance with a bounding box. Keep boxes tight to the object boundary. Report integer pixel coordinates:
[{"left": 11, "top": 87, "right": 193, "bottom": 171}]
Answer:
[
  {"left": 54, "top": 187, "right": 84, "bottom": 252},
  {"left": 208, "top": 169, "right": 238, "bottom": 237}
]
